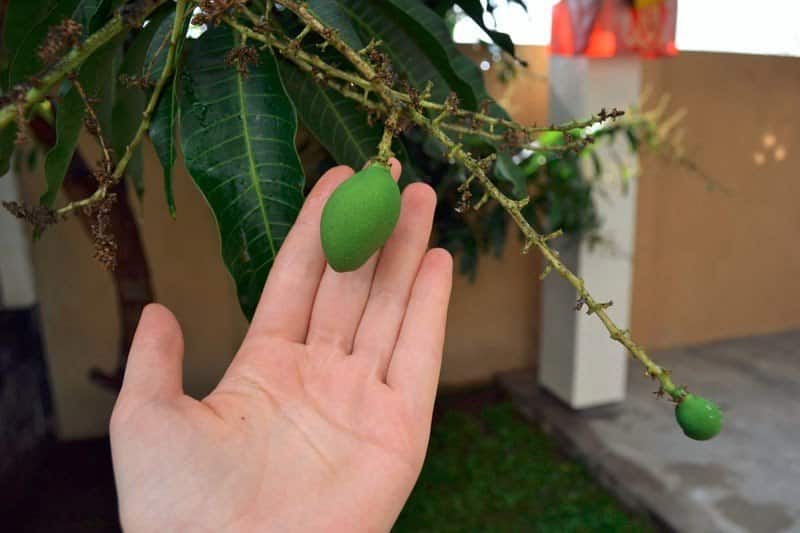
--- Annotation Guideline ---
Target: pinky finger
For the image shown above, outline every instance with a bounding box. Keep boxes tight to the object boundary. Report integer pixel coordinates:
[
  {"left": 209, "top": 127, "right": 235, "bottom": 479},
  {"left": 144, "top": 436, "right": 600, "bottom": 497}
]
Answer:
[{"left": 386, "top": 248, "right": 453, "bottom": 418}]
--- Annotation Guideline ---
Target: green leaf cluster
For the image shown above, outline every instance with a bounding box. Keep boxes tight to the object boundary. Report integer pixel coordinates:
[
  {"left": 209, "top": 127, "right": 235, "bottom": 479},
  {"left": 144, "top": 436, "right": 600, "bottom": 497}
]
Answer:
[{"left": 0, "top": 0, "right": 605, "bottom": 317}]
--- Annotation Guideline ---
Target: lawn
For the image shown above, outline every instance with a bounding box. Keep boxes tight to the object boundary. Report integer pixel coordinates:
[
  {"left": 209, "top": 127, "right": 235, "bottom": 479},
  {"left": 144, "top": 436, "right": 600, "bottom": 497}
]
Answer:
[{"left": 395, "top": 403, "right": 656, "bottom": 532}]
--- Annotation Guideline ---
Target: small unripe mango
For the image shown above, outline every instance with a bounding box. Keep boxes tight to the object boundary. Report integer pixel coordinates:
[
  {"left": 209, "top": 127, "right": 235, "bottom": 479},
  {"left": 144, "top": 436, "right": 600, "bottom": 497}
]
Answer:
[
  {"left": 320, "top": 164, "right": 401, "bottom": 272},
  {"left": 675, "top": 394, "right": 722, "bottom": 441},
  {"left": 538, "top": 130, "right": 564, "bottom": 147}
]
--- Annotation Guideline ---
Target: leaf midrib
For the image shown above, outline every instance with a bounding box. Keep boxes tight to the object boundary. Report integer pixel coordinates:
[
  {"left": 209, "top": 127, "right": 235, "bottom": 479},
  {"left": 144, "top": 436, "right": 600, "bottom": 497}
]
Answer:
[{"left": 236, "top": 69, "right": 276, "bottom": 259}]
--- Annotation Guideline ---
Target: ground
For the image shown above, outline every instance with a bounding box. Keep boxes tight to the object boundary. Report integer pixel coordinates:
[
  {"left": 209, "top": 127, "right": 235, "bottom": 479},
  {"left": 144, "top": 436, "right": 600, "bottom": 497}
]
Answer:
[
  {"left": 396, "top": 400, "right": 655, "bottom": 532},
  {"left": 7, "top": 386, "right": 654, "bottom": 532},
  {"left": 500, "top": 329, "right": 800, "bottom": 533}
]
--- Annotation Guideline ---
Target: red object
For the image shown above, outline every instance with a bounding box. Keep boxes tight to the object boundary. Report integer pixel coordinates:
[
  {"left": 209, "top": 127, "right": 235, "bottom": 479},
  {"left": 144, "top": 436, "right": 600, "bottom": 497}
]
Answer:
[{"left": 551, "top": 0, "right": 677, "bottom": 58}]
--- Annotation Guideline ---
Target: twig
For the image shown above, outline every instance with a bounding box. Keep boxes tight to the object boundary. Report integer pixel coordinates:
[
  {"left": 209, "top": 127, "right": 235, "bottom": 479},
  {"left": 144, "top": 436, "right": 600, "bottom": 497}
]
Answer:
[
  {"left": 56, "top": 0, "right": 189, "bottom": 217},
  {"left": 0, "top": 0, "right": 168, "bottom": 130},
  {"left": 246, "top": 0, "right": 688, "bottom": 401}
]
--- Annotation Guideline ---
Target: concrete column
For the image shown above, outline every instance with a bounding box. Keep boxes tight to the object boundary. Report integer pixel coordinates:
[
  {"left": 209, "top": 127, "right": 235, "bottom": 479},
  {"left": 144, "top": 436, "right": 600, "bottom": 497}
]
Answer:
[
  {"left": 0, "top": 171, "right": 37, "bottom": 309},
  {"left": 538, "top": 56, "right": 640, "bottom": 408}
]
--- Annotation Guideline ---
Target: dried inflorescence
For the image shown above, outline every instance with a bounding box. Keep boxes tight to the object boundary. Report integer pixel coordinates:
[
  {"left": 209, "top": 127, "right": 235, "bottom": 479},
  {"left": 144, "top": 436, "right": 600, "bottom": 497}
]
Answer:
[
  {"left": 192, "top": 0, "right": 247, "bottom": 27},
  {"left": 84, "top": 193, "right": 118, "bottom": 271},
  {"left": 367, "top": 48, "right": 396, "bottom": 88},
  {"left": 1, "top": 201, "right": 60, "bottom": 233},
  {"left": 225, "top": 45, "right": 259, "bottom": 78},
  {"left": 119, "top": 73, "right": 154, "bottom": 90},
  {"left": 37, "top": 19, "right": 83, "bottom": 66}
]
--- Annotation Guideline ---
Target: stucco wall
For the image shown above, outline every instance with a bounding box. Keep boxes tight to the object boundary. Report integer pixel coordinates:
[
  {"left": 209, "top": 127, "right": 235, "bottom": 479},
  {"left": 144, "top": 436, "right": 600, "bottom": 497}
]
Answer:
[{"left": 632, "top": 51, "right": 800, "bottom": 348}]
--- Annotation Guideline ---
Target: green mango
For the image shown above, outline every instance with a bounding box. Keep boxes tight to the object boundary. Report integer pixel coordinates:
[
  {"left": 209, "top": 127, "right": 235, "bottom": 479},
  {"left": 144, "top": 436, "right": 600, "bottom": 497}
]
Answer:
[
  {"left": 320, "top": 163, "right": 401, "bottom": 272},
  {"left": 675, "top": 394, "right": 723, "bottom": 441},
  {"left": 568, "top": 127, "right": 585, "bottom": 139},
  {"left": 537, "top": 130, "right": 564, "bottom": 147}
]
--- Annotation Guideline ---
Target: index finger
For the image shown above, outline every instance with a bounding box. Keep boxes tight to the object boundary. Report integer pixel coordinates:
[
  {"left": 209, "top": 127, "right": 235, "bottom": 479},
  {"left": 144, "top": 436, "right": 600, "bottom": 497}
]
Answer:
[{"left": 247, "top": 165, "right": 354, "bottom": 343}]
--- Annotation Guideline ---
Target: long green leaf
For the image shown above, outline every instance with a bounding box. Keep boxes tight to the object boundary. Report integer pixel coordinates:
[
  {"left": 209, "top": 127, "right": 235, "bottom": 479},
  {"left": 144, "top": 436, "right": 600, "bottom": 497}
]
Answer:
[
  {"left": 111, "top": 7, "right": 170, "bottom": 201},
  {"left": 279, "top": 59, "right": 421, "bottom": 185},
  {"left": 306, "top": 0, "right": 363, "bottom": 51},
  {"left": 73, "top": 0, "right": 112, "bottom": 35},
  {"left": 150, "top": 79, "right": 178, "bottom": 215},
  {"left": 5, "top": 0, "right": 80, "bottom": 87},
  {"left": 380, "top": 0, "right": 479, "bottom": 109},
  {"left": 454, "top": 0, "right": 516, "bottom": 58},
  {"left": 147, "top": 10, "right": 190, "bottom": 215},
  {"left": 180, "top": 27, "right": 305, "bottom": 319},
  {"left": 278, "top": 61, "right": 380, "bottom": 169},
  {"left": 41, "top": 88, "right": 83, "bottom": 207},
  {"left": 338, "top": 0, "right": 454, "bottom": 104}
]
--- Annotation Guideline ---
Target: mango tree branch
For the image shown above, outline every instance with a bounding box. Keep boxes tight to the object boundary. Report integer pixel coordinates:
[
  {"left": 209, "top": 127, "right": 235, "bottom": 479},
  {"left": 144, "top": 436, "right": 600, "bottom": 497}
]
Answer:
[
  {"left": 234, "top": 1, "right": 687, "bottom": 402},
  {"left": 408, "top": 106, "right": 683, "bottom": 400},
  {"left": 56, "top": 0, "right": 189, "bottom": 217},
  {"left": 226, "top": 12, "right": 605, "bottom": 155},
  {"left": 0, "top": 0, "right": 168, "bottom": 130}
]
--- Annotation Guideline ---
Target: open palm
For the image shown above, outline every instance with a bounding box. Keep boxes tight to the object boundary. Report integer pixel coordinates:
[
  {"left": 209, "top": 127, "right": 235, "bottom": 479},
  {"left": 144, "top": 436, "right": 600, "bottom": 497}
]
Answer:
[{"left": 110, "top": 161, "right": 453, "bottom": 532}]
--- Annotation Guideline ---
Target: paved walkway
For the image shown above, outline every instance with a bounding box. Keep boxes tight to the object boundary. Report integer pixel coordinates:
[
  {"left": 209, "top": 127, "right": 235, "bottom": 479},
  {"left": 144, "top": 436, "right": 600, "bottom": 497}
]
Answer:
[{"left": 499, "top": 329, "right": 800, "bottom": 533}]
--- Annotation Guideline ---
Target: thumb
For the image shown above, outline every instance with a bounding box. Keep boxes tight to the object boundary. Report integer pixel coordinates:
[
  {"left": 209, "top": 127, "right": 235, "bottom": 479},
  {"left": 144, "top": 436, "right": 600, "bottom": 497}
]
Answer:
[{"left": 118, "top": 303, "right": 185, "bottom": 404}]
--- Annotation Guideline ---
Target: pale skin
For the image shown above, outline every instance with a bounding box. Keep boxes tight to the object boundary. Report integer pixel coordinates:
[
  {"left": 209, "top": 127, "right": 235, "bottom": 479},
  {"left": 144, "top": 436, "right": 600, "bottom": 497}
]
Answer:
[{"left": 110, "top": 159, "right": 454, "bottom": 532}]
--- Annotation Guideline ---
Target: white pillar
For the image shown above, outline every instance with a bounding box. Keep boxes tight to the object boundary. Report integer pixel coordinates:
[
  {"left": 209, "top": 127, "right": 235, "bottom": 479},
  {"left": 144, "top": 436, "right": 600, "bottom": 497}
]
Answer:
[
  {"left": 0, "top": 171, "right": 38, "bottom": 308},
  {"left": 538, "top": 56, "right": 640, "bottom": 408}
]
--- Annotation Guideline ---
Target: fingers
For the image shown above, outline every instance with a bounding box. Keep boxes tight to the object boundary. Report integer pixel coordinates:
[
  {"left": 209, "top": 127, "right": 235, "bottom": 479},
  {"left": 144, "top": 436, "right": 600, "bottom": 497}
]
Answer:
[
  {"left": 305, "top": 158, "right": 402, "bottom": 353},
  {"left": 386, "top": 249, "right": 453, "bottom": 418},
  {"left": 247, "top": 165, "right": 354, "bottom": 343},
  {"left": 118, "top": 304, "right": 185, "bottom": 404},
  {"left": 352, "top": 182, "right": 437, "bottom": 377}
]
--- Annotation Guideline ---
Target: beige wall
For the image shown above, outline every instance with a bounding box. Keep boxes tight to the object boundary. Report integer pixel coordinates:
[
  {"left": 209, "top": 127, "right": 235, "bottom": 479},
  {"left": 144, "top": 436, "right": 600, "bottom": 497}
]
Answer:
[
  {"left": 17, "top": 46, "right": 800, "bottom": 438},
  {"left": 632, "top": 52, "right": 800, "bottom": 348}
]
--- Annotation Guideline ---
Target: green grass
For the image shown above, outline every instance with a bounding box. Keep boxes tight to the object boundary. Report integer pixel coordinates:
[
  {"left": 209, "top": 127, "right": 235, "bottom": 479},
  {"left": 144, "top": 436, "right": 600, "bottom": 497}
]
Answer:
[{"left": 394, "top": 403, "right": 656, "bottom": 533}]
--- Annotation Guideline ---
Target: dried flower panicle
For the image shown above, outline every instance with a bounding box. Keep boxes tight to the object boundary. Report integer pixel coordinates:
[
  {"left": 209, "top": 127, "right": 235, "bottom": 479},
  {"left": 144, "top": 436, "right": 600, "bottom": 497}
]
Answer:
[
  {"left": 118, "top": 74, "right": 153, "bottom": 90},
  {"left": 1, "top": 201, "right": 59, "bottom": 233},
  {"left": 84, "top": 193, "right": 118, "bottom": 271},
  {"left": 225, "top": 46, "right": 259, "bottom": 78},
  {"left": 37, "top": 19, "right": 83, "bottom": 66},
  {"left": 192, "top": 0, "right": 246, "bottom": 27}
]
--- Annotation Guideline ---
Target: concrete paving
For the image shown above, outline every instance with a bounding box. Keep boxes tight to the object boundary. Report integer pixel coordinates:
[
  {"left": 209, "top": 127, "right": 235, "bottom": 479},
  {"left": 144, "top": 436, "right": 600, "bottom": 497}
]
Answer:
[{"left": 499, "top": 329, "right": 800, "bottom": 533}]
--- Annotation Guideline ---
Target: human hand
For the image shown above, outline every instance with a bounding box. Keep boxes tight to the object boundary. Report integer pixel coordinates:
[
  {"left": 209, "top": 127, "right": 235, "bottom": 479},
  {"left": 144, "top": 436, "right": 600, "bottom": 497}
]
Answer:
[{"left": 110, "top": 160, "right": 453, "bottom": 532}]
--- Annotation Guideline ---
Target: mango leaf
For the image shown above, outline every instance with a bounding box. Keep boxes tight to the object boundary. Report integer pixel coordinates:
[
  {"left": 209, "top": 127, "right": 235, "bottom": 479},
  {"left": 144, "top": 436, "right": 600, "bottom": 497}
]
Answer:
[
  {"left": 278, "top": 60, "right": 421, "bottom": 186},
  {"left": 142, "top": 6, "right": 190, "bottom": 84},
  {"left": 306, "top": 1, "right": 363, "bottom": 51},
  {"left": 41, "top": 39, "right": 119, "bottom": 208},
  {"left": 0, "top": 124, "right": 17, "bottom": 176},
  {"left": 109, "top": 7, "right": 169, "bottom": 201},
  {"left": 454, "top": 0, "right": 516, "bottom": 59},
  {"left": 180, "top": 26, "right": 305, "bottom": 319},
  {"left": 380, "top": 0, "right": 479, "bottom": 109},
  {"left": 73, "top": 0, "right": 113, "bottom": 35},
  {"left": 41, "top": 89, "right": 83, "bottom": 207},
  {"left": 338, "top": 0, "right": 456, "bottom": 104},
  {"left": 278, "top": 61, "right": 380, "bottom": 169},
  {"left": 494, "top": 152, "right": 527, "bottom": 199},
  {"left": 147, "top": 10, "right": 190, "bottom": 215},
  {"left": 5, "top": 0, "right": 80, "bottom": 87},
  {"left": 149, "top": 80, "right": 178, "bottom": 214}
]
